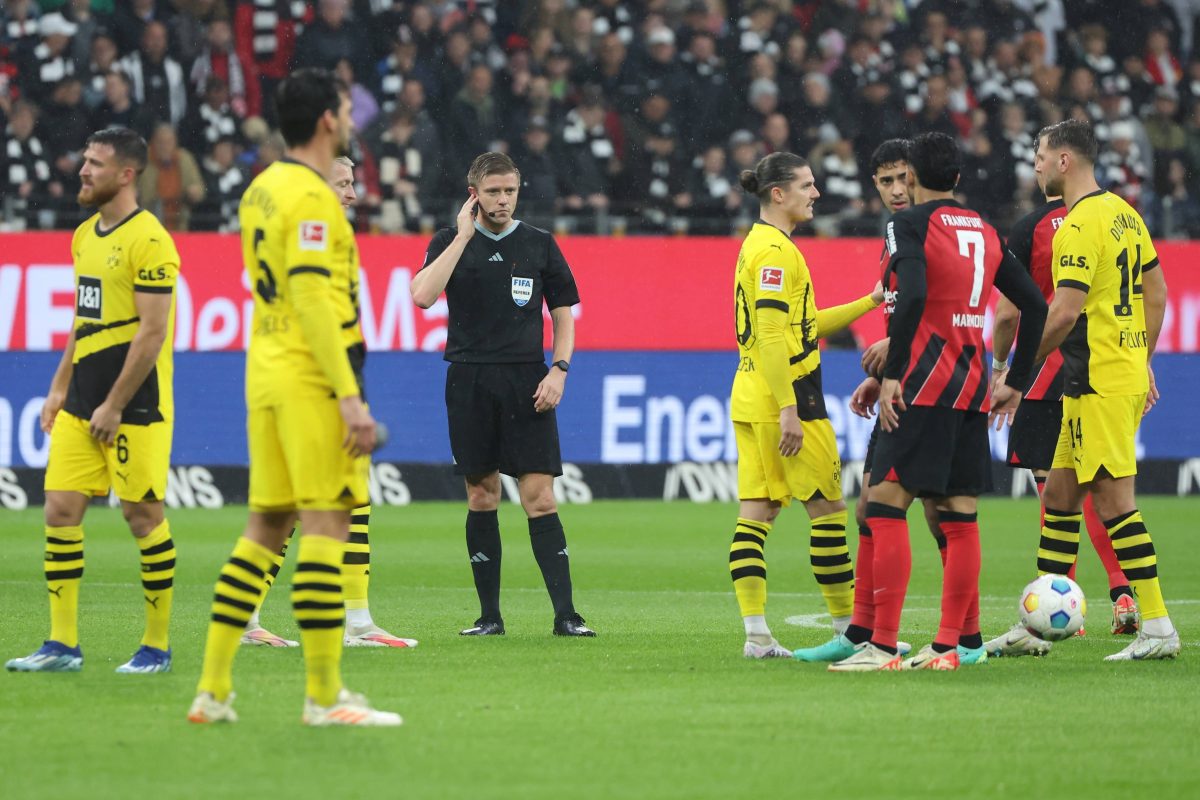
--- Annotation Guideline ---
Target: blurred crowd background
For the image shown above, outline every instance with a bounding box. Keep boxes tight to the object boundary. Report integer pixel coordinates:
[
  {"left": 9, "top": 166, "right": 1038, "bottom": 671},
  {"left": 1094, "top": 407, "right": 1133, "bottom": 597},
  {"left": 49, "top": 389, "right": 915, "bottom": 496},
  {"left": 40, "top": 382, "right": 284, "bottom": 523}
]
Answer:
[{"left": 5, "top": 0, "right": 1200, "bottom": 238}]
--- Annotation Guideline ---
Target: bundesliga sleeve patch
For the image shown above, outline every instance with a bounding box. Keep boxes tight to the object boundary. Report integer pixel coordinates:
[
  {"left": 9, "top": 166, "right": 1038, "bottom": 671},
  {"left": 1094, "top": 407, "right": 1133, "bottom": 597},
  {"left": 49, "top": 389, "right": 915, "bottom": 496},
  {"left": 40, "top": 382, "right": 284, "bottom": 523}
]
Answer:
[
  {"left": 298, "top": 221, "right": 328, "bottom": 251},
  {"left": 759, "top": 267, "right": 784, "bottom": 292}
]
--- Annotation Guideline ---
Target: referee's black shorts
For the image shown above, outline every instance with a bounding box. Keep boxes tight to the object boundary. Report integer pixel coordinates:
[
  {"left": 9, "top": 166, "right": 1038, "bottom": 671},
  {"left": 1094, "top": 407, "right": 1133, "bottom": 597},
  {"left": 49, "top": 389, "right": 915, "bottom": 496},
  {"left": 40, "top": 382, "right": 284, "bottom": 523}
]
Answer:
[
  {"left": 445, "top": 362, "right": 563, "bottom": 478},
  {"left": 868, "top": 406, "right": 993, "bottom": 498},
  {"left": 1005, "top": 399, "right": 1062, "bottom": 473}
]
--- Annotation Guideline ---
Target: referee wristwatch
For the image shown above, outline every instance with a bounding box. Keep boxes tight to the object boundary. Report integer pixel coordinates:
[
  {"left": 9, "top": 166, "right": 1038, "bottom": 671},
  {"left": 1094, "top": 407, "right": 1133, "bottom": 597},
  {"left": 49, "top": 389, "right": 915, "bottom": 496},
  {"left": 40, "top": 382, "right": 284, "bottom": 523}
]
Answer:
[{"left": 552, "top": 360, "right": 570, "bottom": 373}]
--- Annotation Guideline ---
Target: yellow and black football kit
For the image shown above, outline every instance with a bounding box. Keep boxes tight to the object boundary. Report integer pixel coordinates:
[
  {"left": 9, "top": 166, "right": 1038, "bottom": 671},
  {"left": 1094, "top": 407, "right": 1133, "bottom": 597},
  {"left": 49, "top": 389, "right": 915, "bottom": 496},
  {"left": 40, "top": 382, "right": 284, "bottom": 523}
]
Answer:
[
  {"left": 45, "top": 208, "right": 179, "bottom": 502},
  {"left": 239, "top": 157, "right": 367, "bottom": 511},
  {"left": 1050, "top": 189, "right": 1168, "bottom": 623},
  {"left": 728, "top": 221, "right": 877, "bottom": 623},
  {"left": 1050, "top": 189, "right": 1156, "bottom": 481}
]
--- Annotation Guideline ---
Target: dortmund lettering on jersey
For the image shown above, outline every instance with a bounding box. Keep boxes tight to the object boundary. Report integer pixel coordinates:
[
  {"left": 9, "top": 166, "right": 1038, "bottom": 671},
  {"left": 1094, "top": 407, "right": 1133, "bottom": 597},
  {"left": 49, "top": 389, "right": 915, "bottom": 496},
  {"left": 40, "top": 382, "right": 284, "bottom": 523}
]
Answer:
[
  {"left": 730, "top": 222, "right": 824, "bottom": 423},
  {"left": 240, "top": 158, "right": 363, "bottom": 408},
  {"left": 64, "top": 208, "right": 180, "bottom": 425},
  {"left": 1051, "top": 190, "right": 1158, "bottom": 397}
]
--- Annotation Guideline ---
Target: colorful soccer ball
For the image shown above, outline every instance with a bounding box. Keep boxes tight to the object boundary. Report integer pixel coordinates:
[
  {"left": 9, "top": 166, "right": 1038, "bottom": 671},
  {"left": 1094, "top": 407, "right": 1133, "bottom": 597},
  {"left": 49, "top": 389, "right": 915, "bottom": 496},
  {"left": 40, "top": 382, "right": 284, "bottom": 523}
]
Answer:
[{"left": 1019, "top": 574, "right": 1087, "bottom": 642}]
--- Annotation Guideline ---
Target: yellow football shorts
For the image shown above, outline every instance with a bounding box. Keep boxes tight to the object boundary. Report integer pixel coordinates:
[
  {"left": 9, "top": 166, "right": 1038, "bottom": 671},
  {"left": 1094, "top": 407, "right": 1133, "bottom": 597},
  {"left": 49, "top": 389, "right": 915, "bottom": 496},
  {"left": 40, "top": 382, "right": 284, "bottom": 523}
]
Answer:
[
  {"left": 735, "top": 417, "right": 844, "bottom": 506},
  {"left": 247, "top": 395, "right": 369, "bottom": 512},
  {"left": 1052, "top": 393, "right": 1145, "bottom": 482},
  {"left": 44, "top": 411, "right": 172, "bottom": 502}
]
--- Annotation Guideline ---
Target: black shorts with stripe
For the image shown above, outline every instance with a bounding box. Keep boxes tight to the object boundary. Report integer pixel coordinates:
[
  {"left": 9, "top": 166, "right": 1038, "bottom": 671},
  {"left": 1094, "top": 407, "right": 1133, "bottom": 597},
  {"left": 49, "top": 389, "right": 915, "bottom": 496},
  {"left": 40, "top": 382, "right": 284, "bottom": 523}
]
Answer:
[
  {"left": 1006, "top": 399, "right": 1062, "bottom": 472},
  {"left": 868, "top": 406, "right": 993, "bottom": 498},
  {"left": 863, "top": 417, "right": 881, "bottom": 475},
  {"left": 445, "top": 361, "right": 563, "bottom": 478}
]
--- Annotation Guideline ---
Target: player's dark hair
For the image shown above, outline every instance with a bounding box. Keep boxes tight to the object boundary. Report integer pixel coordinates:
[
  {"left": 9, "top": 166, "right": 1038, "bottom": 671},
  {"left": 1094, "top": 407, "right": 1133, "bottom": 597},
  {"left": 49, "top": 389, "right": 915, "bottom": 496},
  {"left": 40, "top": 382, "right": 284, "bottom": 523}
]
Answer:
[
  {"left": 86, "top": 126, "right": 147, "bottom": 174},
  {"left": 907, "top": 132, "right": 960, "bottom": 192},
  {"left": 467, "top": 151, "right": 521, "bottom": 187},
  {"left": 869, "top": 138, "right": 910, "bottom": 175},
  {"left": 1038, "top": 119, "right": 1099, "bottom": 164},
  {"left": 739, "top": 151, "right": 809, "bottom": 201},
  {"left": 275, "top": 68, "right": 345, "bottom": 147}
]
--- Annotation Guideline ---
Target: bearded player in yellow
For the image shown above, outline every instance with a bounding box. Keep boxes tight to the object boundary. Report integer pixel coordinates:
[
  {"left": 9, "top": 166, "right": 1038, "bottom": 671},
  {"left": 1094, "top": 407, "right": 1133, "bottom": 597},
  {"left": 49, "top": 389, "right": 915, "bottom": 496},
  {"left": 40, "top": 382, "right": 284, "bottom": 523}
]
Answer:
[
  {"left": 730, "top": 152, "right": 884, "bottom": 658},
  {"left": 987, "top": 119, "right": 1180, "bottom": 660},
  {"left": 241, "top": 155, "right": 418, "bottom": 650},
  {"left": 188, "top": 68, "right": 401, "bottom": 726},
  {"left": 6, "top": 128, "right": 180, "bottom": 675}
]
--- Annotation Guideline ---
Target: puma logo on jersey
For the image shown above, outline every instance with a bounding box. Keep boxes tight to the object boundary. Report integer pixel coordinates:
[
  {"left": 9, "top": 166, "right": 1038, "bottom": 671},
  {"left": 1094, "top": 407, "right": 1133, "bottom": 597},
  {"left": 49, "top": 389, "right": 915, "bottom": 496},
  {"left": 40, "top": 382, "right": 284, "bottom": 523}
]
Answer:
[{"left": 1070, "top": 223, "right": 1083, "bottom": 232}]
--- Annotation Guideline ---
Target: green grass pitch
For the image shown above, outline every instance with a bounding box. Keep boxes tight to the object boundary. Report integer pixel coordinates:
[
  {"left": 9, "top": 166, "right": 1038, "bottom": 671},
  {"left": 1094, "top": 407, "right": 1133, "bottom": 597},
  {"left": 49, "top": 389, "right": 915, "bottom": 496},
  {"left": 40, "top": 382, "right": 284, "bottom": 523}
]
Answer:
[{"left": 1, "top": 497, "right": 1198, "bottom": 799}]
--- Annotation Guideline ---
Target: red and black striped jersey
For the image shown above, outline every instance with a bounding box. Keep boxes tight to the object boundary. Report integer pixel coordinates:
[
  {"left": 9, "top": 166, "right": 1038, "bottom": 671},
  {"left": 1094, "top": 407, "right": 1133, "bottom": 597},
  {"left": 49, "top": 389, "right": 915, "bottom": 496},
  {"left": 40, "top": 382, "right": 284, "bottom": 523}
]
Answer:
[
  {"left": 882, "top": 200, "right": 1004, "bottom": 412},
  {"left": 1006, "top": 199, "right": 1067, "bottom": 401}
]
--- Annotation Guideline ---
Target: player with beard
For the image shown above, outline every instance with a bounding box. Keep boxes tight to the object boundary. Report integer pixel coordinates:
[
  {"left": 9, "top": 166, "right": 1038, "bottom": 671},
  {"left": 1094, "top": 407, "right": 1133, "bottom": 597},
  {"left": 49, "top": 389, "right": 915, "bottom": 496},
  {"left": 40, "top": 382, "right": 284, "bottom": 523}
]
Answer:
[
  {"left": 189, "top": 69, "right": 401, "bottom": 726},
  {"left": 7, "top": 127, "right": 181, "bottom": 676}
]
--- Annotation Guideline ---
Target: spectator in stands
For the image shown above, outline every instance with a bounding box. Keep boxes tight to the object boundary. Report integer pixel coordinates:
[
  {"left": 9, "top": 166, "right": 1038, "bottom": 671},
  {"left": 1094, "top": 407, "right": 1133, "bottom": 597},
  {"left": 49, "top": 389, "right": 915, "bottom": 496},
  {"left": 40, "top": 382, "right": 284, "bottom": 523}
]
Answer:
[
  {"left": 189, "top": 17, "right": 258, "bottom": 119},
  {"left": 447, "top": 63, "right": 503, "bottom": 171},
  {"left": 170, "top": 0, "right": 228, "bottom": 71},
  {"left": 1102, "top": 120, "right": 1151, "bottom": 212},
  {"left": 39, "top": 77, "right": 90, "bottom": 189},
  {"left": 2, "top": 100, "right": 59, "bottom": 228},
  {"left": 792, "top": 72, "right": 843, "bottom": 157},
  {"left": 334, "top": 57, "right": 379, "bottom": 133},
  {"left": 377, "top": 28, "right": 435, "bottom": 116},
  {"left": 760, "top": 112, "right": 794, "bottom": 156},
  {"left": 632, "top": 119, "right": 688, "bottom": 231},
  {"left": 119, "top": 20, "right": 188, "bottom": 126},
  {"left": 113, "top": 0, "right": 171, "bottom": 56},
  {"left": 640, "top": 27, "right": 687, "bottom": 100},
  {"left": 293, "top": 0, "right": 372, "bottom": 79},
  {"left": 373, "top": 108, "right": 437, "bottom": 232},
  {"left": 2, "top": 0, "right": 41, "bottom": 52},
  {"left": 92, "top": 70, "right": 156, "bottom": 137},
  {"left": 810, "top": 136, "right": 863, "bottom": 235},
  {"left": 511, "top": 115, "right": 560, "bottom": 227},
  {"left": 679, "top": 31, "right": 733, "bottom": 149},
  {"left": 586, "top": 31, "right": 642, "bottom": 113},
  {"left": 138, "top": 122, "right": 206, "bottom": 230},
  {"left": 746, "top": 76, "right": 780, "bottom": 132},
  {"left": 1156, "top": 156, "right": 1200, "bottom": 236},
  {"left": 232, "top": 0, "right": 298, "bottom": 121},
  {"left": 180, "top": 75, "right": 241, "bottom": 157},
  {"left": 1146, "top": 85, "right": 1187, "bottom": 190},
  {"left": 82, "top": 32, "right": 120, "bottom": 109},
  {"left": 18, "top": 13, "right": 77, "bottom": 104},
  {"left": 684, "top": 144, "right": 738, "bottom": 235},
  {"left": 63, "top": 0, "right": 107, "bottom": 72},
  {"left": 558, "top": 84, "right": 617, "bottom": 211},
  {"left": 196, "top": 135, "right": 248, "bottom": 232},
  {"left": 431, "top": 28, "right": 472, "bottom": 113}
]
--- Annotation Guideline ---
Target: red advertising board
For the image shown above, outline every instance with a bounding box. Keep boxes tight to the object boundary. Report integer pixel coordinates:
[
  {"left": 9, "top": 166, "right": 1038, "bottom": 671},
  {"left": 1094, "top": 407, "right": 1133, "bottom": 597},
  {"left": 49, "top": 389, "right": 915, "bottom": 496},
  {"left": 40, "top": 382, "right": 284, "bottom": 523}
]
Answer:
[{"left": 3, "top": 231, "right": 1200, "bottom": 352}]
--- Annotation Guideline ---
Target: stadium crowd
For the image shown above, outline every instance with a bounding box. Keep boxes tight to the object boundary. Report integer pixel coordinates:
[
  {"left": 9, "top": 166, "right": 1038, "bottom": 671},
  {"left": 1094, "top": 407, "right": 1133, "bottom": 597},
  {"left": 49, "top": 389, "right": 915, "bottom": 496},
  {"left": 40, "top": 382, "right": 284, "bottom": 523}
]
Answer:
[{"left": 5, "top": 0, "right": 1200, "bottom": 237}]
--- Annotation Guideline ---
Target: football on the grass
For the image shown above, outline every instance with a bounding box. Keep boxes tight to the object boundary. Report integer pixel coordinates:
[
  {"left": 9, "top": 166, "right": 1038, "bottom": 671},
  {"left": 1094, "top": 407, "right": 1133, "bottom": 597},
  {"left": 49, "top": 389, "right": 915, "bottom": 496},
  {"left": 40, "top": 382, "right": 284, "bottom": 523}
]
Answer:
[{"left": 1019, "top": 574, "right": 1087, "bottom": 641}]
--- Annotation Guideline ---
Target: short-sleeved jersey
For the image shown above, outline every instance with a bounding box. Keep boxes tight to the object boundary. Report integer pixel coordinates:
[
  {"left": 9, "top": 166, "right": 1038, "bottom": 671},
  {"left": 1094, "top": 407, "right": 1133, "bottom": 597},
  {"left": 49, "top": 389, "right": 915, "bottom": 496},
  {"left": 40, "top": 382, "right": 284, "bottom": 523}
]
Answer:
[
  {"left": 731, "top": 222, "right": 824, "bottom": 423},
  {"left": 64, "top": 208, "right": 180, "bottom": 425},
  {"left": 421, "top": 220, "right": 580, "bottom": 364},
  {"left": 884, "top": 200, "right": 1004, "bottom": 412},
  {"left": 1051, "top": 190, "right": 1158, "bottom": 398},
  {"left": 239, "top": 158, "right": 363, "bottom": 408},
  {"left": 1007, "top": 199, "right": 1067, "bottom": 400}
]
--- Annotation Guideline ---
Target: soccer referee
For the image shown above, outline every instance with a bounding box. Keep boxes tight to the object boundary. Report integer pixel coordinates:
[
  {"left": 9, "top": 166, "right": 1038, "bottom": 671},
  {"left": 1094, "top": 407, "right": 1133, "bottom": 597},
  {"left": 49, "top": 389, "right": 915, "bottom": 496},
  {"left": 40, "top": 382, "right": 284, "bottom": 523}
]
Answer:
[{"left": 411, "top": 151, "right": 594, "bottom": 637}]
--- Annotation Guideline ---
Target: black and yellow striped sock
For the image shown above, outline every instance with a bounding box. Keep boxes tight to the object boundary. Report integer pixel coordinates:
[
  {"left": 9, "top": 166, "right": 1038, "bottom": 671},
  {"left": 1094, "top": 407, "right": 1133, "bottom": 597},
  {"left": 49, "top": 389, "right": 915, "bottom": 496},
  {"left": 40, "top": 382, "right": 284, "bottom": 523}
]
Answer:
[
  {"left": 730, "top": 518, "right": 769, "bottom": 618},
  {"left": 45, "top": 525, "right": 84, "bottom": 648},
  {"left": 1105, "top": 510, "right": 1167, "bottom": 621},
  {"left": 811, "top": 511, "right": 854, "bottom": 619},
  {"left": 137, "top": 519, "right": 175, "bottom": 650},
  {"left": 264, "top": 529, "right": 294, "bottom": 593},
  {"left": 344, "top": 505, "right": 371, "bottom": 613},
  {"left": 292, "top": 534, "right": 345, "bottom": 706},
  {"left": 1037, "top": 508, "right": 1082, "bottom": 575},
  {"left": 198, "top": 537, "right": 275, "bottom": 700}
]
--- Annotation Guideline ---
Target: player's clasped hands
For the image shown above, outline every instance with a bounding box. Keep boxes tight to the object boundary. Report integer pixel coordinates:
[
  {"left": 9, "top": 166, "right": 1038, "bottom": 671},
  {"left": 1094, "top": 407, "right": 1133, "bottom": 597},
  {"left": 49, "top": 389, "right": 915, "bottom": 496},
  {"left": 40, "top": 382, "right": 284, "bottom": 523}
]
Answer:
[
  {"left": 878, "top": 378, "right": 906, "bottom": 432},
  {"left": 777, "top": 406, "right": 803, "bottom": 457},
  {"left": 532, "top": 369, "right": 565, "bottom": 413},
  {"left": 339, "top": 395, "right": 377, "bottom": 457}
]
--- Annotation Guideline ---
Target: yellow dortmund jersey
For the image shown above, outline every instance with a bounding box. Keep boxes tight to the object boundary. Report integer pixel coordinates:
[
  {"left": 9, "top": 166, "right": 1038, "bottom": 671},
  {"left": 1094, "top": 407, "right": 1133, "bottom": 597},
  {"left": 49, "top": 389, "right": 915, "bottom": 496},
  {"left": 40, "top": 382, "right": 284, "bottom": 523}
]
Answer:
[
  {"left": 1052, "top": 190, "right": 1158, "bottom": 398},
  {"left": 731, "top": 222, "right": 822, "bottom": 423},
  {"left": 64, "top": 208, "right": 179, "bottom": 425},
  {"left": 240, "top": 158, "right": 363, "bottom": 409}
]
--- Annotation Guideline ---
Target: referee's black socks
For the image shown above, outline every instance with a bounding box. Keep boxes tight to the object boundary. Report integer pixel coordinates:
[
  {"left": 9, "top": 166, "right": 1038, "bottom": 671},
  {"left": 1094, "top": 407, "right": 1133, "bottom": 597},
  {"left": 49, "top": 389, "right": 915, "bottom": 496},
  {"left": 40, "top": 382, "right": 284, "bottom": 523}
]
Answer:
[
  {"left": 529, "top": 512, "right": 576, "bottom": 620},
  {"left": 466, "top": 510, "right": 503, "bottom": 622}
]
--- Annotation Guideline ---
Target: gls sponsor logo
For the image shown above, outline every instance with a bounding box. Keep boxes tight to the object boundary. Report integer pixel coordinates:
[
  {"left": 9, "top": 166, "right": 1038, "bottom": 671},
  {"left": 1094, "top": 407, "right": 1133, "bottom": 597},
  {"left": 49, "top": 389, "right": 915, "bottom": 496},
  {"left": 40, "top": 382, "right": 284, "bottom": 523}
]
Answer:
[
  {"left": 1059, "top": 254, "right": 1088, "bottom": 269},
  {"left": 137, "top": 266, "right": 168, "bottom": 282}
]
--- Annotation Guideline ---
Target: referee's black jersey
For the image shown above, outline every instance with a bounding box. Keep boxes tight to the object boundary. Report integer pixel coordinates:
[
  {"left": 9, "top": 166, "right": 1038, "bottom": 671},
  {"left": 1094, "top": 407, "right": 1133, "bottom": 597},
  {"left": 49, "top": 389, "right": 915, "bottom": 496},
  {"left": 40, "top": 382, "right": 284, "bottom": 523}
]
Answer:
[{"left": 421, "top": 220, "right": 580, "bottom": 363}]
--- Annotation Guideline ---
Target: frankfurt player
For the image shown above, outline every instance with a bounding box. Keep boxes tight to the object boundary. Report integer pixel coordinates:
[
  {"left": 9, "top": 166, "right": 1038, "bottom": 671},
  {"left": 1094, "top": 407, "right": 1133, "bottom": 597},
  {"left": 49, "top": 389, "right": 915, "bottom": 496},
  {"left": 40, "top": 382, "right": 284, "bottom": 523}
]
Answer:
[
  {"left": 188, "top": 68, "right": 401, "bottom": 725},
  {"left": 6, "top": 127, "right": 180, "bottom": 675},
  {"left": 991, "top": 119, "right": 1179, "bottom": 661},
  {"left": 829, "top": 132, "right": 1047, "bottom": 671},
  {"left": 241, "top": 155, "right": 418, "bottom": 650},
  {"left": 729, "top": 151, "right": 883, "bottom": 658},
  {"left": 984, "top": 184, "right": 1139, "bottom": 659}
]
